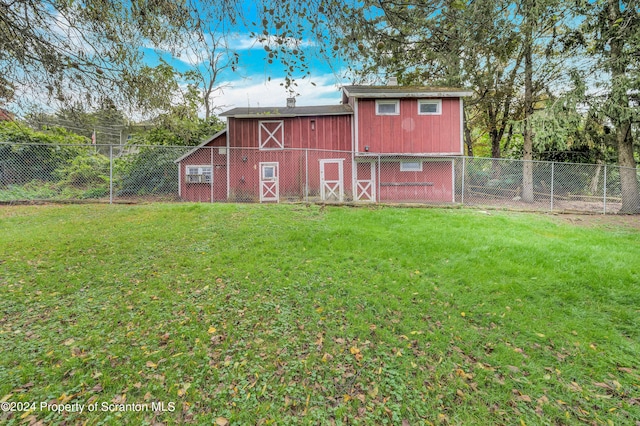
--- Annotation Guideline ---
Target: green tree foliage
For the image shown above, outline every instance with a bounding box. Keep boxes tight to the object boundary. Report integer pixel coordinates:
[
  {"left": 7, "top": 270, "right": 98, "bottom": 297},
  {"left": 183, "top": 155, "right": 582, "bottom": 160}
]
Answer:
[
  {"left": 0, "top": 0, "right": 236, "bottom": 115},
  {"left": 115, "top": 112, "right": 224, "bottom": 196},
  {"left": 55, "top": 153, "right": 110, "bottom": 189},
  {"left": 578, "top": 0, "right": 640, "bottom": 212},
  {"left": 0, "top": 121, "right": 89, "bottom": 186}
]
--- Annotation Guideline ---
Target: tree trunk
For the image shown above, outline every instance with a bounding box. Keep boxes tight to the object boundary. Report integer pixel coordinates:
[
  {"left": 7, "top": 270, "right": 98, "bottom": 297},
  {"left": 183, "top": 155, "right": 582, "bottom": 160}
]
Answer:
[
  {"left": 463, "top": 109, "right": 473, "bottom": 156},
  {"left": 589, "top": 162, "right": 602, "bottom": 195},
  {"left": 521, "top": 5, "right": 534, "bottom": 204},
  {"left": 617, "top": 122, "right": 640, "bottom": 213},
  {"left": 607, "top": 0, "right": 640, "bottom": 213}
]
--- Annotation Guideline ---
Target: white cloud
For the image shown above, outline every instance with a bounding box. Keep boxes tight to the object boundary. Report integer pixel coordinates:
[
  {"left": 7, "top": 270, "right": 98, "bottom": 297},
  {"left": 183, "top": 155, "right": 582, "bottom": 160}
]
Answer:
[
  {"left": 213, "top": 73, "right": 345, "bottom": 114},
  {"left": 224, "top": 32, "right": 316, "bottom": 51}
]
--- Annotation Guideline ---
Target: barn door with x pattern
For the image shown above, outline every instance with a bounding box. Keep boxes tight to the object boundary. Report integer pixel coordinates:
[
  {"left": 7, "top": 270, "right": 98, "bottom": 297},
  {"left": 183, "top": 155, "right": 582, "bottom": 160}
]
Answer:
[
  {"left": 259, "top": 162, "right": 279, "bottom": 202},
  {"left": 319, "top": 159, "right": 344, "bottom": 202},
  {"left": 355, "top": 161, "right": 376, "bottom": 202},
  {"left": 259, "top": 121, "right": 284, "bottom": 149}
]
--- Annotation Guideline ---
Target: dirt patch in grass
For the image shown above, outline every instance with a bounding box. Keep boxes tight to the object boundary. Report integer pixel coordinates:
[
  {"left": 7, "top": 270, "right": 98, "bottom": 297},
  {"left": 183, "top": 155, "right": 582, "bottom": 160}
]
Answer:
[{"left": 548, "top": 211, "right": 640, "bottom": 231}]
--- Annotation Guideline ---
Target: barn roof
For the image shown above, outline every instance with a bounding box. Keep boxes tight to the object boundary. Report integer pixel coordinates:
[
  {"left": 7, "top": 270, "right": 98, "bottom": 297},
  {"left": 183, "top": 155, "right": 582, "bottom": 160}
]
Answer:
[
  {"left": 174, "top": 129, "right": 227, "bottom": 163},
  {"left": 220, "top": 104, "right": 353, "bottom": 118},
  {"left": 342, "top": 85, "right": 473, "bottom": 99}
]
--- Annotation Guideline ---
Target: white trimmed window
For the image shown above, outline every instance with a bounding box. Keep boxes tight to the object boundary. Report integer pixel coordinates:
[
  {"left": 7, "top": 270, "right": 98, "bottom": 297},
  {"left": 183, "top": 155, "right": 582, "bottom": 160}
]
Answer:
[
  {"left": 376, "top": 100, "right": 400, "bottom": 115},
  {"left": 259, "top": 120, "right": 284, "bottom": 150},
  {"left": 262, "top": 164, "right": 276, "bottom": 179},
  {"left": 418, "top": 99, "right": 442, "bottom": 115},
  {"left": 400, "top": 161, "right": 423, "bottom": 172},
  {"left": 185, "top": 165, "right": 212, "bottom": 183}
]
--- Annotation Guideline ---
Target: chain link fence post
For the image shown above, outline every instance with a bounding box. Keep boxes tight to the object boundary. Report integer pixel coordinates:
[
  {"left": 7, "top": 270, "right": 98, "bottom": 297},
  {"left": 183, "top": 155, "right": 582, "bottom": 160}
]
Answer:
[
  {"left": 603, "top": 164, "right": 607, "bottom": 214},
  {"left": 210, "top": 147, "right": 214, "bottom": 203},
  {"left": 550, "top": 161, "right": 554, "bottom": 211},
  {"left": 461, "top": 156, "right": 466, "bottom": 205},
  {"left": 377, "top": 155, "right": 381, "bottom": 203},
  {"left": 109, "top": 145, "right": 113, "bottom": 205}
]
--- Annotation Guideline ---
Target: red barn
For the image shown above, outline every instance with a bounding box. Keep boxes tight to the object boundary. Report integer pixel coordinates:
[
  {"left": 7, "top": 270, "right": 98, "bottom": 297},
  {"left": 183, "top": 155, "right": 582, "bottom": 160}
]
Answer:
[{"left": 176, "top": 84, "right": 472, "bottom": 203}]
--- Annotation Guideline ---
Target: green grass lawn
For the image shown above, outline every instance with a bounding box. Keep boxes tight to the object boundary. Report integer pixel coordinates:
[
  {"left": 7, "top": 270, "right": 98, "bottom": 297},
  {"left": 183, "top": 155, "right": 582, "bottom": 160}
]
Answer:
[{"left": 0, "top": 203, "right": 638, "bottom": 425}]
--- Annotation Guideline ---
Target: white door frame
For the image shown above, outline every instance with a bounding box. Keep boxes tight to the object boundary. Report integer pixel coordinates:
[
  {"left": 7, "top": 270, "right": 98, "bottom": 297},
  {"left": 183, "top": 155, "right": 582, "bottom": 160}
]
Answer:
[
  {"left": 355, "top": 161, "right": 376, "bottom": 202},
  {"left": 259, "top": 162, "right": 279, "bottom": 202},
  {"left": 319, "top": 159, "right": 344, "bottom": 202}
]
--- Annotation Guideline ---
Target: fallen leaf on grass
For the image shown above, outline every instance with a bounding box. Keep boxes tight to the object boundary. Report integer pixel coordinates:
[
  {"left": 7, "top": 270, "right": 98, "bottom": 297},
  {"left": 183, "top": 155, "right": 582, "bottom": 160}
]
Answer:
[
  {"left": 568, "top": 381, "right": 582, "bottom": 392},
  {"left": 322, "top": 353, "right": 333, "bottom": 362},
  {"left": 215, "top": 417, "right": 229, "bottom": 426},
  {"left": 455, "top": 369, "right": 473, "bottom": 380},
  {"left": 177, "top": 383, "right": 191, "bottom": 397},
  {"left": 437, "top": 413, "right": 449, "bottom": 423},
  {"left": 146, "top": 361, "right": 158, "bottom": 369}
]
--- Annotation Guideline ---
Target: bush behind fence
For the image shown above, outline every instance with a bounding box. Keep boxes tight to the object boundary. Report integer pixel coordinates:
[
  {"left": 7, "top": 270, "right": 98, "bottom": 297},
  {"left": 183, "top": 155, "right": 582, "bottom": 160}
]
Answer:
[{"left": 0, "top": 142, "right": 637, "bottom": 214}]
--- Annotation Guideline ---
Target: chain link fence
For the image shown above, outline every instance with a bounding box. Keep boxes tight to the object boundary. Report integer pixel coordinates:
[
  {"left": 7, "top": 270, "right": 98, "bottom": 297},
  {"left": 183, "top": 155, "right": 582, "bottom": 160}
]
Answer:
[{"left": 1, "top": 142, "right": 638, "bottom": 214}]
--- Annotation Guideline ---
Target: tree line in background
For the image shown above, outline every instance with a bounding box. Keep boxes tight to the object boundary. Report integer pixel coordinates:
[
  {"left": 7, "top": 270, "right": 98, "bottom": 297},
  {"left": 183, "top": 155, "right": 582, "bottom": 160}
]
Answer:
[
  {"left": 1, "top": 0, "right": 638, "bottom": 211},
  {"left": 0, "top": 115, "right": 223, "bottom": 201}
]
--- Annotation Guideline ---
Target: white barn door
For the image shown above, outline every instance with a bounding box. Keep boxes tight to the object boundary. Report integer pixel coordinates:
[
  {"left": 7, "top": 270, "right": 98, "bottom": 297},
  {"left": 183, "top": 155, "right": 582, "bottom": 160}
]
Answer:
[
  {"left": 320, "top": 159, "right": 344, "bottom": 202},
  {"left": 355, "top": 161, "right": 376, "bottom": 202},
  {"left": 259, "top": 162, "right": 279, "bottom": 202}
]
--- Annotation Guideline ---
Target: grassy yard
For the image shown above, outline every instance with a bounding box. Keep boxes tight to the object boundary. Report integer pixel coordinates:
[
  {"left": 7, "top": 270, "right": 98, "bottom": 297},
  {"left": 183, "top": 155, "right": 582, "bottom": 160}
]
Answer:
[{"left": 0, "top": 203, "right": 638, "bottom": 425}]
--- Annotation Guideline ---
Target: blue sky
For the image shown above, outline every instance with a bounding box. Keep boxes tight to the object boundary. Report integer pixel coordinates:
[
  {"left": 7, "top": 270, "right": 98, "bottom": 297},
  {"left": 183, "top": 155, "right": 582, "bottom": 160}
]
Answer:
[{"left": 142, "top": 17, "right": 350, "bottom": 116}]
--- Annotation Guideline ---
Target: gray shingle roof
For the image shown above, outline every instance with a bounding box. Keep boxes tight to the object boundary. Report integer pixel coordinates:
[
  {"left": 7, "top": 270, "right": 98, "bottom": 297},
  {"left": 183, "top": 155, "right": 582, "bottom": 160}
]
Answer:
[
  {"left": 342, "top": 85, "right": 473, "bottom": 98},
  {"left": 220, "top": 104, "right": 353, "bottom": 118}
]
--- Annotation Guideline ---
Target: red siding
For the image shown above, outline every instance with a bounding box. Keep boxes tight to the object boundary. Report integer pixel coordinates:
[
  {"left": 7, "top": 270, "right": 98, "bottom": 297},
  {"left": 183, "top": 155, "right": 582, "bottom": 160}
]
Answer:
[
  {"left": 228, "top": 115, "right": 352, "bottom": 151},
  {"left": 178, "top": 133, "right": 227, "bottom": 202},
  {"left": 378, "top": 160, "right": 453, "bottom": 202},
  {"left": 357, "top": 98, "right": 462, "bottom": 154}
]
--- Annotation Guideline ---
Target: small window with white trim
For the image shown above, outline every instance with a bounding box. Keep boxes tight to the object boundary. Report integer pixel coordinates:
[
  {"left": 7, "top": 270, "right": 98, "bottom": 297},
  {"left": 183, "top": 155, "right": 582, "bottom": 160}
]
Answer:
[
  {"left": 418, "top": 99, "right": 442, "bottom": 115},
  {"left": 400, "top": 161, "right": 423, "bottom": 172},
  {"left": 262, "top": 164, "right": 276, "bottom": 179},
  {"left": 376, "top": 100, "right": 400, "bottom": 115},
  {"left": 185, "top": 165, "right": 212, "bottom": 183}
]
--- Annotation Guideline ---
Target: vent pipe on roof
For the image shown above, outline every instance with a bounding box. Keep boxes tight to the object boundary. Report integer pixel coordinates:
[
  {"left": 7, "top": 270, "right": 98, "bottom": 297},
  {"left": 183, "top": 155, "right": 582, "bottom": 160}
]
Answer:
[
  {"left": 387, "top": 77, "right": 398, "bottom": 86},
  {"left": 286, "top": 97, "right": 296, "bottom": 108}
]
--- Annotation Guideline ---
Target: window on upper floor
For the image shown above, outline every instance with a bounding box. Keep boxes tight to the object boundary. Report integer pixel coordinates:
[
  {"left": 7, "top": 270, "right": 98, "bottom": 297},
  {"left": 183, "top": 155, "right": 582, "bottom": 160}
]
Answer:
[
  {"left": 376, "top": 100, "right": 400, "bottom": 115},
  {"left": 418, "top": 99, "right": 442, "bottom": 115}
]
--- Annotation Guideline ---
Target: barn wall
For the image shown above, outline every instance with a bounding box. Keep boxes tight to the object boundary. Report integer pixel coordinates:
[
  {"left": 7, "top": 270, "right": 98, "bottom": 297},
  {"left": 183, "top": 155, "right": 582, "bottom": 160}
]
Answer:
[
  {"left": 178, "top": 133, "right": 227, "bottom": 202},
  {"left": 227, "top": 115, "right": 352, "bottom": 151},
  {"left": 226, "top": 149, "right": 353, "bottom": 202},
  {"left": 356, "top": 98, "right": 462, "bottom": 154},
  {"left": 377, "top": 160, "right": 453, "bottom": 202}
]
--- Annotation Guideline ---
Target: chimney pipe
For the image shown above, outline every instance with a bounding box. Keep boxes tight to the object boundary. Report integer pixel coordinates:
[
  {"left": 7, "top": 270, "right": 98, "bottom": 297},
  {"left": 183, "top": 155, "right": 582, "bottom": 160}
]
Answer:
[
  {"left": 387, "top": 77, "right": 398, "bottom": 86},
  {"left": 286, "top": 97, "right": 296, "bottom": 108}
]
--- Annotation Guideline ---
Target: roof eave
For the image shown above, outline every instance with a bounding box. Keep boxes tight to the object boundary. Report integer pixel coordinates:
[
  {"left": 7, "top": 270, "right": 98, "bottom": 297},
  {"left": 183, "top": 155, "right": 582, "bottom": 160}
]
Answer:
[
  {"left": 224, "top": 111, "right": 353, "bottom": 119},
  {"left": 344, "top": 91, "right": 474, "bottom": 98},
  {"left": 173, "top": 128, "right": 227, "bottom": 163}
]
